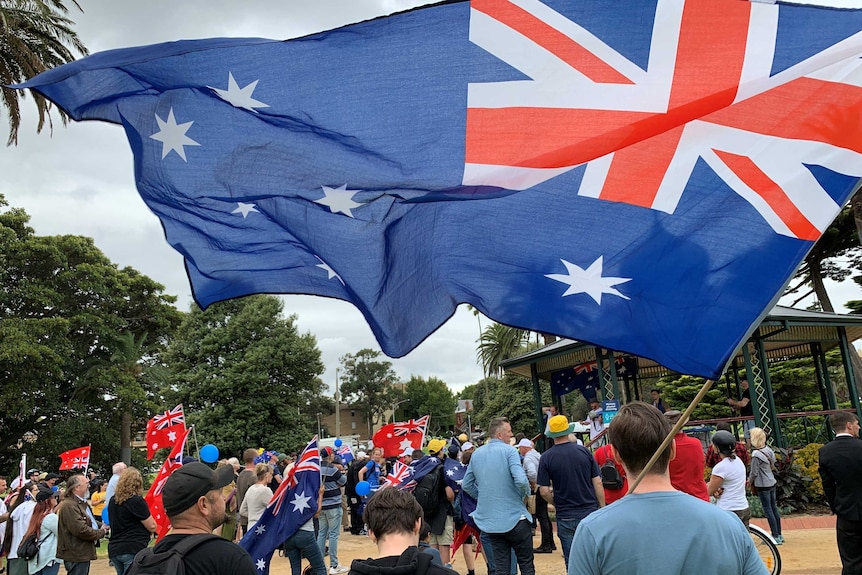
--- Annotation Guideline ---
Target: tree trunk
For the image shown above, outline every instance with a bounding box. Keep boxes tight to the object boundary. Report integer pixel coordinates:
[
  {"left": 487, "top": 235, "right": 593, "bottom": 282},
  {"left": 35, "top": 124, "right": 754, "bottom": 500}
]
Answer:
[
  {"left": 121, "top": 411, "right": 131, "bottom": 465},
  {"left": 810, "top": 262, "right": 834, "bottom": 312}
]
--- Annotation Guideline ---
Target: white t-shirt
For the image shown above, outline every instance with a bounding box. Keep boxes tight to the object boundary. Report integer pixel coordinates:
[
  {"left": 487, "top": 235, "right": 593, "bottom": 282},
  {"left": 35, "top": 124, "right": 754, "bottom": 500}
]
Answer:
[
  {"left": 9, "top": 499, "right": 36, "bottom": 559},
  {"left": 713, "top": 456, "right": 748, "bottom": 512},
  {"left": 0, "top": 498, "right": 7, "bottom": 547}
]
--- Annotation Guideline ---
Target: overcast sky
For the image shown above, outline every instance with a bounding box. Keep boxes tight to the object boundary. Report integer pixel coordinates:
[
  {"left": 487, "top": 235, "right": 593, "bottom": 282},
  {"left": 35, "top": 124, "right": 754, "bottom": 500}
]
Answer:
[{"left": 2, "top": 0, "right": 861, "bottom": 397}]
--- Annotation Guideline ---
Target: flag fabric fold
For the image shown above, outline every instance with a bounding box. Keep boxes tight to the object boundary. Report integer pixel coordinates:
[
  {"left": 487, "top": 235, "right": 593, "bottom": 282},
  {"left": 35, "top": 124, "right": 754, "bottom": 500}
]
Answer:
[
  {"left": 145, "top": 404, "right": 186, "bottom": 460},
  {"left": 144, "top": 427, "right": 191, "bottom": 541},
  {"left": 240, "top": 437, "right": 320, "bottom": 575},
  {"left": 58, "top": 446, "right": 91, "bottom": 471},
  {"left": 17, "top": 0, "right": 862, "bottom": 378},
  {"left": 372, "top": 416, "right": 429, "bottom": 458}
]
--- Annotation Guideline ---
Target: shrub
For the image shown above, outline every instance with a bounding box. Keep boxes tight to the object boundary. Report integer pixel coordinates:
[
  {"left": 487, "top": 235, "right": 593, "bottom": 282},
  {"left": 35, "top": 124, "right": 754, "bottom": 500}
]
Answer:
[
  {"left": 774, "top": 447, "right": 814, "bottom": 512},
  {"left": 793, "top": 443, "right": 825, "bottom": 503}
]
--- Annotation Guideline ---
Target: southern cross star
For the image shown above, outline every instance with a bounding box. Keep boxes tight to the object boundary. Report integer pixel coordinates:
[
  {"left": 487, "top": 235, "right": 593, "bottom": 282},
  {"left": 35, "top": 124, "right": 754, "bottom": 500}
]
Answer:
[
  {"left": 291, "top": 491, "right": 312, "bottom": 513},
  {"left": 150, "top": 107, "right": 199, "bottom": 161},
  {"left": 546, "top": 256, "right": 631, "bottom": 305},
  {"left": 315, "top": 256, "right": 344, "bottom": 285},
  {"left": 209, "top": 72, "right": 270, "bottom": 112},
  {"left": 232, "top": 202, "right": 259, "bottom": 218},
  {"left": 256, "top": 558, "right": 267, "bottom": 571},
  {"left": 315, "top": 185, "right": 364, "bottom": 217}
]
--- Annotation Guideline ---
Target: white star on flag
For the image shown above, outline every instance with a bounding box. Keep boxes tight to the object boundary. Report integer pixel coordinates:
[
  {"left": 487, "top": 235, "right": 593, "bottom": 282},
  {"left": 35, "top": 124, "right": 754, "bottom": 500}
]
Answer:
[
  {"left": 232, "top": 202, "right": 259, "bottom": 218},
  {"left": 150, "top": 107, "right": 199, "bottom": 161},
  {"left": 151, "top": 443, "right": 158, "bottom": 450},
  {"left": 167, "top": 430, "right": 177, "bottom": 442},
  {"left": 314, "top": 184, "right": 364, "bottom": 217},
  {"left": 446, "top": 468, "right": 454, "bottom": 477},
  {"left": 256, "top": 558, "right": 266, "bottom": 571},
  {"left": 209, "top": 72, "right": 270, "bottom": 112},
  {"left": 546, "top": 256, "right": 631, "bottom": 305},
  {"left": 398, "top": 438, "right": 413, "bottom": 452},
  {"left": 315, "top": 256, "right": 344, "bottom": 285},
  {"left": 291, "top": 491, "right": 312, "bottom": 513},
  {"left": 255, "top": 524, "right": 266, "bottom": 535}
]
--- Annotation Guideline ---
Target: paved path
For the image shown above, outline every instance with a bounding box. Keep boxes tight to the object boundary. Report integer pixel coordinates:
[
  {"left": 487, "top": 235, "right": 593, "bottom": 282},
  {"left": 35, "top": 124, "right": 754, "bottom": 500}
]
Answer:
[{"left": 751, "top": 513, "right": 835, "bottom": 531}]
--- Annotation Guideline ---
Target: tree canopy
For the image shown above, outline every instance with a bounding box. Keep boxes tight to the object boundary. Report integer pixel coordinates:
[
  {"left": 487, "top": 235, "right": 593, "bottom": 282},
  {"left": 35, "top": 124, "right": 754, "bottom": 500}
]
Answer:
[
  {"left": 163, "top": 295, "right": 328, "bottom": 457},
  {"left": 402, "top": 375, "right": 455, "bottom": 435},
  {"left": 338, "top": 348, "right": 401, "bottom": 437},
  {"left": 0, "top": 196, "right": 181, "bottom": 473}
]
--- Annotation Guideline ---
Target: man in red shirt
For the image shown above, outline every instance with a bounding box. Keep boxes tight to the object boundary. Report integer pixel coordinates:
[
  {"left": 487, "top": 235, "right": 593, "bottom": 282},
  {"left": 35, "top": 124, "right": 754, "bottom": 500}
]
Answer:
[
  {"left": 593, "top": 444, "right": 628, "bottom": 504},
  {"left": 664, "top": 410, "right": 709, "bottom": 501}
]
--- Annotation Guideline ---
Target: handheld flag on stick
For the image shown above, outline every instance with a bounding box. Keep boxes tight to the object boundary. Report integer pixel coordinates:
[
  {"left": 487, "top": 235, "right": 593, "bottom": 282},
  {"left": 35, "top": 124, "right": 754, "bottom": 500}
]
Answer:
[
  {"left": 17, "top": 0, "right": 862, "bottom": 379},
  {"left": 240, "top": 437, "right": 320, "bottom": 575},
  {"left": 146, "top": 404, "right": 186, "bottom": 460},
  {"left": 372, "top": 416, "right": 429, "bottom": 458},
  {"left": 144, "top": 427, "right": 191, "bottom": 541},
  {"left": 58, "top": 446, "right": 91, "bottom": 471}
]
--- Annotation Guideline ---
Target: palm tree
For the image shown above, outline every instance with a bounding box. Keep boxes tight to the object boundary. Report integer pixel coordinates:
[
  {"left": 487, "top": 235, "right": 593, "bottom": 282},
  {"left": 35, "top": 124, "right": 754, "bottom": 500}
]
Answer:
[
  {"left": 476, "top": 322, "right": 528, "bottom": 378},
  {"left": 1, "top": 0, "right": 88, "bottom": 145}
]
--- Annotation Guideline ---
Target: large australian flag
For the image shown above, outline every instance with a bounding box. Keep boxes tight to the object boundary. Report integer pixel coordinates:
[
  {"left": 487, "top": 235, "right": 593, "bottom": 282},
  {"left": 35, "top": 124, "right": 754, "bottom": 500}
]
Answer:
[
  {"left": 240, "top": 438, "right": 320, "bottom": 575},
  {"left": 17, "top": 0, "right": 862, "bottom": 379}
]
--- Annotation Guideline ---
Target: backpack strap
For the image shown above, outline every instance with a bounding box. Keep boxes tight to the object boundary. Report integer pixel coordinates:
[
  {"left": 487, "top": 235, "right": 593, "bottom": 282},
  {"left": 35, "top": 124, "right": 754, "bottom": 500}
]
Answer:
[{"left": 165, "top": 533, "right": 222, "bottom": 557}]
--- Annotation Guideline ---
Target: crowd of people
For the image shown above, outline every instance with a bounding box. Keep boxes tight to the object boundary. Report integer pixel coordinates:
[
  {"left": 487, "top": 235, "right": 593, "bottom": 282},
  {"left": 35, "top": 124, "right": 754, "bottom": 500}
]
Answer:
[{"left": 0, "top": 404, "right": 858, "bottom": 575}]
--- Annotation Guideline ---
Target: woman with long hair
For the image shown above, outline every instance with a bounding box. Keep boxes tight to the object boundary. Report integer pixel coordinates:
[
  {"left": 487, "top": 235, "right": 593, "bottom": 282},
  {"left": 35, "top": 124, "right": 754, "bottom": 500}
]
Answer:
[
  {"left": 3, "top": 482, "right": 38, "bottom": 575},
  {"left": 707, "top": 430, "right": 751, "bottom": 527},
  {"left": 748, "top": 427, "right": 783, "bottom": 544},
  {"left": 106, "top": 468, "right": 157, "bottom": 575},
  {"left": 238, "top": 463, "right": 273, "bottom": 533},
  {"left": 24, "top": 487, "right": 60, "bottom": 575}
]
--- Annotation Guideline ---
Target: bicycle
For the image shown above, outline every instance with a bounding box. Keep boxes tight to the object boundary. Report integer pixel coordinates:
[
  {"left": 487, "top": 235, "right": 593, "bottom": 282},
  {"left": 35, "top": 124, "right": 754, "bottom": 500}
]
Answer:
[{"left": 748, "top": 523, "right": 781, "bottom": 575}]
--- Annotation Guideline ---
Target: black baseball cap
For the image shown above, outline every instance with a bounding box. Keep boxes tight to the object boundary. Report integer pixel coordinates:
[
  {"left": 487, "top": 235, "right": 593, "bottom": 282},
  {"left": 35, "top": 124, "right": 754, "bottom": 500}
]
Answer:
[
  {"left": 35, "top": 486, "right": 54, "bottom": 503},
  {"left": 44, "top": 473, "right": 60, "bottom": 482},
  {"left": 162, "top": 462, "right": 234, "bottom": 516}
]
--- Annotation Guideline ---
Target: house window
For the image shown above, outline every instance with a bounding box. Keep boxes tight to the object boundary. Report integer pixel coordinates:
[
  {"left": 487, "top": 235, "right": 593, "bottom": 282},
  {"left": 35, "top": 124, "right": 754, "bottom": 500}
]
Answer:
[
  {"left": 351, "top": 422, "right": 356, "bottom": 430},
  {"left": 351, "top": 411, "right": 355, "bottom": 417}
]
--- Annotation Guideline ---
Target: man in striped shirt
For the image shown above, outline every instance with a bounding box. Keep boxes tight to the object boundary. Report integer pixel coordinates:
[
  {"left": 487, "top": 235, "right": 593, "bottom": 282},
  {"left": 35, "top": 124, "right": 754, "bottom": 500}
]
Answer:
[{"left": 318, "top": 448, "right": 348, "bottom": 574}]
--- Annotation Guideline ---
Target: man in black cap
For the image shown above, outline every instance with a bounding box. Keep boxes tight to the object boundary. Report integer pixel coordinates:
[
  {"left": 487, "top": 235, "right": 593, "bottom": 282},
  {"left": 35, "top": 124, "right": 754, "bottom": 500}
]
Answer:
[{"left": 151, "top": 462, "right": 256, "bottom": 575}]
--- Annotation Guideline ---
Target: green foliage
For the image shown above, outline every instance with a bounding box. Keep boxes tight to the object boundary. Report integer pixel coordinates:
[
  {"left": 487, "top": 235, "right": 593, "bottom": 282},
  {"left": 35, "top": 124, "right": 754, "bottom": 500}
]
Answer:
[
  {"left": 0, "top": 196, "right": 181, "bottom": 473},
  {"left": 0, "top": 0, "right": 89, "bottom": 145},
  {"left": 774, "top": 448, "right": 814, "bottom": 513},
  {"left": 403, "top": 376, "right": 456, "bottom": 434},
  {"left": 653, "top": 375, "right": 729, "bottom": 421},
  {"left": 164, "top": 295, "right": 327, "bottom": 457},
  {"left": 793, "top": 443, "right": 825, "bottom": 502},
  {"left": 748, "top": 495, "right": 764, "bottom": 518},
  {"left": 474, "top": 375, "right": 552, "bottom": 439},
  {"left": 476, "top": 323, "right": 527, "bottom": 377},
  {"left": 339, "top": 348, "right": 401, "bottom": 436}
]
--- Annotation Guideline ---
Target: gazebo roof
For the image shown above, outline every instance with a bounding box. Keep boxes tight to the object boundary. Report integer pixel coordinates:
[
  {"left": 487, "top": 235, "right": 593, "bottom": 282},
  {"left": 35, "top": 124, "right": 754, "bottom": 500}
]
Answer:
[{"left": 499, "top": 305, "right": 862, "bottom": 382}]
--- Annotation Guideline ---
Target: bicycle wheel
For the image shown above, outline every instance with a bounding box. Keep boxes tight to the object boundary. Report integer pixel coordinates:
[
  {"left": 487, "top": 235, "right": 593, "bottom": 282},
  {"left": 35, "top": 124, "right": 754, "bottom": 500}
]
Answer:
[{"left": 749, "top": 524, "right": 781, "bottom": 575}]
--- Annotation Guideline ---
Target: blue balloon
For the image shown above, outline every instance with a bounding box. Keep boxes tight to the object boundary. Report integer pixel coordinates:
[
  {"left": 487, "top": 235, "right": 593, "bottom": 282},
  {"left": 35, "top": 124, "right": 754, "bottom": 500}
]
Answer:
[
  {"left": 51, "top": 485, "right": 58, "bottom": 493},
  {"left": 334, "top": 438, "right": 343, "bottom": 448},
  {"left": 102, "top": 506, "right": 110, "bottom": 525},
  {"left": 355, "top": 481, "right": 371, "bottom": 496},
  {"left": 200, "top": 444, "right": 219, "bottom": 463}
]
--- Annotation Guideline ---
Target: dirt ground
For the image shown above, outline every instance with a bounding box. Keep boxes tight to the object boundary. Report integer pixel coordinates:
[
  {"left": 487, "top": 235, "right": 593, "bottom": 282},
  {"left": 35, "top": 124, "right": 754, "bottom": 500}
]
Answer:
[{"left": 87, "top": 519, "right": 841, "bottom": 575}]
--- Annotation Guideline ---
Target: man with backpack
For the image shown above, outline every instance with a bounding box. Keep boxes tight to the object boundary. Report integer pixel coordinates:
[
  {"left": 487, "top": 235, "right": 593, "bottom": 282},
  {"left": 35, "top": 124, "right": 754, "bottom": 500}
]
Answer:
[
  {"left": 537, "top": 414, "right": 605, "bottom": 569},
  {"left": 127, "top": 462, "right": 256, "bottom": 575},
  {"left": 415, "top": 440, "right": 453, "bottom": 565}
]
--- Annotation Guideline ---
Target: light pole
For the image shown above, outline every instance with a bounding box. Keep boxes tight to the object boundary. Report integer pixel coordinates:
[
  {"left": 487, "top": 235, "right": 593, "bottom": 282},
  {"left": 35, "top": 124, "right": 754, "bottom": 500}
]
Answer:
[
  {"left": 390, "top": 398, "right": 410, "bottom": 423},
  {"left": 316, "top": 412, "right": 322, "bottom": 440},
  {"left": 334, "top": 368, "right": 341, "bottom": 438}
]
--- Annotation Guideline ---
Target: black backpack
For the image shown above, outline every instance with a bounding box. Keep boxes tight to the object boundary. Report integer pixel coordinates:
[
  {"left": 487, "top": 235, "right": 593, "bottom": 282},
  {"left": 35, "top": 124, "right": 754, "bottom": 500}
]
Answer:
[
  {"left": 126, "top": 534, "right": 221, "bottom": 575},
  {"left": 412, "top": 466, "right": 442, "bottom": 519},
  {"left": 17, "top": 532, "right": 47, "bottom": 561},
  {"left": 600, "top": 456, "right": 624, "bottom": 490}
]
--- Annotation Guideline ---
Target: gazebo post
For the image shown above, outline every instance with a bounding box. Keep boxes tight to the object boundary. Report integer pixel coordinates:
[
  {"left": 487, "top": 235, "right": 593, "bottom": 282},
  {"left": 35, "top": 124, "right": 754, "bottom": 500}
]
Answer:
[
  {"left": 812, "top": 342, "right": 839, "bottom": 411},
  {"left": 838, "top": 327, "right": 862, "bottom": 423},
  {"left": 755, "top": 333, "right": 785, "bottom": 448},
  {"left": 531, "top": 363, "right": 544, "bottom": 449},
  {"left": 596, "top": 348, "right": 621, "bottom": 401}
]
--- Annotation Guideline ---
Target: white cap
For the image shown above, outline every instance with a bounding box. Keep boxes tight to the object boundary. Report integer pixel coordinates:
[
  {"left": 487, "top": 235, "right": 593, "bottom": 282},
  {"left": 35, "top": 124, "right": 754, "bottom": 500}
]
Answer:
[
  {"left": 517, "top": 438, "right": 533, "bottom": 449},
  {"left": 461, "top": 442, "right": 474, "bottom": 451},
  {"left": 357, "top": 451, "right": 367, "bottom": 459}
]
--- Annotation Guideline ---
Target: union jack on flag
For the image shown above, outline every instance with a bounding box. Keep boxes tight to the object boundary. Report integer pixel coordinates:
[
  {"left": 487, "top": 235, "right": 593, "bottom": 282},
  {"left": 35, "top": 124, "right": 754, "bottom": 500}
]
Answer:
[
  {"left": 382, "top": 461, "right": 413, "bottom": 488},
  {"left": 18, "top": 0, "right": 862, "bottom": 381},
  {"left": 393, "top": 416, "right": 429, "bottom": 436},
  {"left": 152, "top": 404, "right": 185, "bottom": 430},
  {"left": 241, "top": 438, "right": 320, "bottom": 574}
]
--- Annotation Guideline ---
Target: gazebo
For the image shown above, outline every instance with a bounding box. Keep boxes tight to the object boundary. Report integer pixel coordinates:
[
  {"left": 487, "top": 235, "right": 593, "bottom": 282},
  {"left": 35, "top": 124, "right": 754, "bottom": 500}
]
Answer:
[{"left": 500, "top": 305, "right": 862, "bottom": 447}]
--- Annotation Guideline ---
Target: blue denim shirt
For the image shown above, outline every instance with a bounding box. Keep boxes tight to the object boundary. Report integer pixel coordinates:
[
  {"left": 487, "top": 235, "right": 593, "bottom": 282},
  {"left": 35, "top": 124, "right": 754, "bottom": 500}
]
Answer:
[{"left": 462, "top": 438, "right": 531, "bottom": 533}]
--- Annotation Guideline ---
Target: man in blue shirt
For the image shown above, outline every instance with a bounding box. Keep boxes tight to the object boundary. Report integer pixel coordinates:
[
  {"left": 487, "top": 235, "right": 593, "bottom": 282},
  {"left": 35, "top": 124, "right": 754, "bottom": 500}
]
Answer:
[
  {"left": 318, "top": 448, "right": 348, "bottom": 574},
  {"left": 462, "top": 417, "right": 534, "bottom": 575}
]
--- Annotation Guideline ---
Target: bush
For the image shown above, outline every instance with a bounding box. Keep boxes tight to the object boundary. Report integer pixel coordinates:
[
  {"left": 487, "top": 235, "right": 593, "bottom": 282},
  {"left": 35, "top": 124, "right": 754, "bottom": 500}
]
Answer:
[
  {"left": 793, "top": 443, "right": 825, "bottom": 503},
  {"left": 748, "top": 494, "right": 764, "bottom": 518},
  {"left": 774, "top": 447, "right": 814, "bottom": 512}
]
